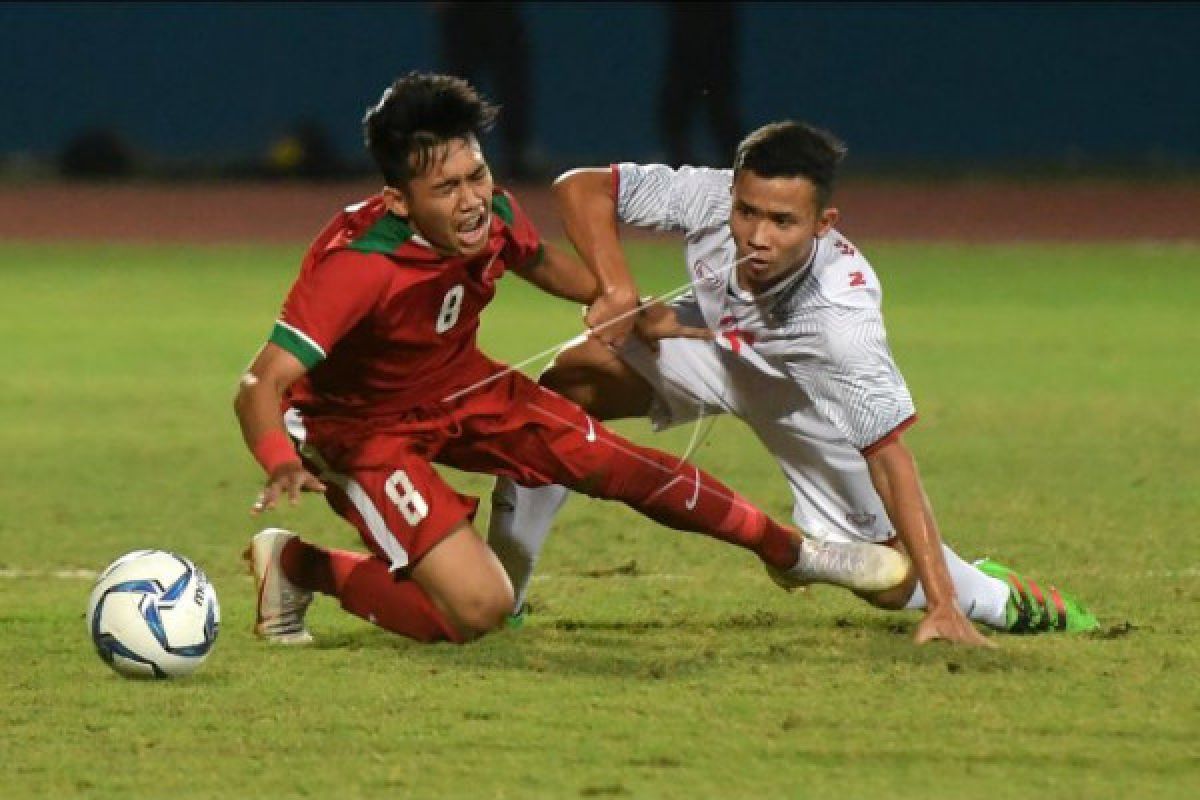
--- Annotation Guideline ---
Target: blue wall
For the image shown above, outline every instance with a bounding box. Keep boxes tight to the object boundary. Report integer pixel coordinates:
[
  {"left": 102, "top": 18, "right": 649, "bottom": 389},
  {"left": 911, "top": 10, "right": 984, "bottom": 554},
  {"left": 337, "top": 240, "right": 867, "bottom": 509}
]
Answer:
[{"left": 2, "top": 3, "right": 1197, "bottom": 168}]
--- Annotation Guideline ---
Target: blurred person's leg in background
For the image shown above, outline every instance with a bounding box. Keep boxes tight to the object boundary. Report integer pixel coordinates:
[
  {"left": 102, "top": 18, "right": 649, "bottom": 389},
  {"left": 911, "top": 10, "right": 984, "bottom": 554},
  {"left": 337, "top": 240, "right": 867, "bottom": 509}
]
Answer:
[{"left": 658, "top": 2, "right": 741, "bottom": 167}]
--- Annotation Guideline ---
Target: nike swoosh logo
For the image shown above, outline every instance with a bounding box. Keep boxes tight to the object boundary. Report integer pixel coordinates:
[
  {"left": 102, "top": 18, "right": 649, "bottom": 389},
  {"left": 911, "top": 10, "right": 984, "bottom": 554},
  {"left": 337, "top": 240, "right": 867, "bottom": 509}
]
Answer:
[
  {"left": 684, "top": 468, "right": 701, "bottom": 510},
  {"left": 584, "top": 416, "right": 596, "bottom": 443}
]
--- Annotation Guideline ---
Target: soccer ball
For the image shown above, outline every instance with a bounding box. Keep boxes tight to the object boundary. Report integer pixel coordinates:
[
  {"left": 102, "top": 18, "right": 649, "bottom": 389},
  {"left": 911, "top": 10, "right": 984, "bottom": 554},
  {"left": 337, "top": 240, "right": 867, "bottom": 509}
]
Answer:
[{"left": 86, "top": 550, "right": 220, "bottom": 679}]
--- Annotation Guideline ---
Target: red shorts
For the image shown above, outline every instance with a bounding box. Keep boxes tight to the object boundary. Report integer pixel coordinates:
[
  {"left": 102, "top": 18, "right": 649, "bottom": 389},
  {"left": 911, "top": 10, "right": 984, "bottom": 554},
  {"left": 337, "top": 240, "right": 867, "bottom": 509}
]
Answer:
[{"left": 287, "top": 370, "right": 609, "bottom": 570}]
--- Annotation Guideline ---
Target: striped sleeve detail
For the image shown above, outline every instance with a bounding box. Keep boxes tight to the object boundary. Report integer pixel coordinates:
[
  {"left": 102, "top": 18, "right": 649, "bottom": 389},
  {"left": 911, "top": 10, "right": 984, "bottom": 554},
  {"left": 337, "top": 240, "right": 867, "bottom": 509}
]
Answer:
[
  {"left": 269, "top": 320, "right": 325, "bottom": 369},
  {"left": 781, "top": 308, "right": 917, "bottom": 451},
  {"left": 614, "top": 164, "right": 733, "bottom": 233}
]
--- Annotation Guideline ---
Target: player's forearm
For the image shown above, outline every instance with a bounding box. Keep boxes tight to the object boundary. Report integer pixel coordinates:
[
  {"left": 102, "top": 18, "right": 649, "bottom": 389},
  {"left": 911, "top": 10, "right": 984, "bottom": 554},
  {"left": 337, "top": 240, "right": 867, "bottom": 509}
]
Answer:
[
  {"left": 552, "top": 169, "right": 638, "bottom": 302},
  {"left": 233, "top": 376, "right": 298, "bottom": 469},
  {"left": 517, "top": 242, "right": 600, "bottom": 304},
  {"left": 867, "top": 441, "right": 957, "bottom": 609},
  {"left": 234, "top": 344, "right": 309, "bottom": 472}
]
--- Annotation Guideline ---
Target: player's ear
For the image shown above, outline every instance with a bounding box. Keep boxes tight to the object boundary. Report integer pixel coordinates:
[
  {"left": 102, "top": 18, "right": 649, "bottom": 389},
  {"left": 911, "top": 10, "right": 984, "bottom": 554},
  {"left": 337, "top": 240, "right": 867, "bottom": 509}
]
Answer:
[
  {"left": 815, "top": 207, "right": 839, "bottom": 238},
  {"left": 382, "top": 186, "right": 410, "bottom": 218}
]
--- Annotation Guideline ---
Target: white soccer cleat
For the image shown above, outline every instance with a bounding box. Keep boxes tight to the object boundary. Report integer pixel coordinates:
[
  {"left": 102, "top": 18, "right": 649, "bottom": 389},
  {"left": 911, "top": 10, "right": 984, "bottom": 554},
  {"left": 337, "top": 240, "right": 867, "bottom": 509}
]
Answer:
[
  {"left": 768, "top": 534, "right": 911, "bottom": 593},
  {"left": 244, "top": 528, "right": 314, "bottom": 645}
]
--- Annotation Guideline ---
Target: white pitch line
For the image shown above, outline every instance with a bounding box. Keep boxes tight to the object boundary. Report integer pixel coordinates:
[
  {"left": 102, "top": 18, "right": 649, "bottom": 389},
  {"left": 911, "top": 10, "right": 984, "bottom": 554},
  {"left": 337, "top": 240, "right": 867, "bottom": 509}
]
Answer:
[{"left": 0, "top": 568, "right": 99, "bottom": 579}]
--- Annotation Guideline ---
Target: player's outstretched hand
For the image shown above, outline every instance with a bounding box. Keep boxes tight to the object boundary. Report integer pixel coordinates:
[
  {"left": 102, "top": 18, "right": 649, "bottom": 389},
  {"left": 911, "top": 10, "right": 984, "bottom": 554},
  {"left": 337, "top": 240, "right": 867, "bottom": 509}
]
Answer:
[
  {"left": 914, "top": 604, "right": 996, "bottom": 648},
  {"left": 633, "top": 300, "right": 715, "bottom": 354},
  {"left": 252, "top": 462, "right": 326, "bottom": 514},
  {"left": 585, "top": 286, "right": 640, "bottom": 348}
]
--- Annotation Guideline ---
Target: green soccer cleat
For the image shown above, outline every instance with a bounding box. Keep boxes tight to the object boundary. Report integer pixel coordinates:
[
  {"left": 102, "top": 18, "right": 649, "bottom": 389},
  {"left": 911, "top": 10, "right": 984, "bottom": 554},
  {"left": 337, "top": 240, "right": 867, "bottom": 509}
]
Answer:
[
  {"left": 505, "top": 604, "right": 528, "bottom": 630},
  {"left": 974, "top": 558, "right": 1099, "bottom": 634}
]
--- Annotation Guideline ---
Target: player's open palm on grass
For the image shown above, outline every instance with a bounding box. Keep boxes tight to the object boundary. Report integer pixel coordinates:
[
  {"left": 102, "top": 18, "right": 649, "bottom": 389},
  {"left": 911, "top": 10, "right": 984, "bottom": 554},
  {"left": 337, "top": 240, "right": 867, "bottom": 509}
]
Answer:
[{"left": 915, "top": 603, "right": 995, "bottom": 647}]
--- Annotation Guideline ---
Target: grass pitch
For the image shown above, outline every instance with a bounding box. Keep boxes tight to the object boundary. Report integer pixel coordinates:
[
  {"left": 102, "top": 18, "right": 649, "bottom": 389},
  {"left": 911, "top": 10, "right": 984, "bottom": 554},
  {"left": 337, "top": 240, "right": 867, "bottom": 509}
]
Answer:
[{"left": 1, "top": 238, "right": 1197, "bottom": 799}]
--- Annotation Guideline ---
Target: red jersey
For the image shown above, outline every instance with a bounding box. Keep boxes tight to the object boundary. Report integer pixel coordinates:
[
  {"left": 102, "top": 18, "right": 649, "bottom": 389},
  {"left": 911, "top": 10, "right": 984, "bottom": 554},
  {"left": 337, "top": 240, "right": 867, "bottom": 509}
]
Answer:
[{"left": 268, "top": 189, "right": 544, "bottom": 418}]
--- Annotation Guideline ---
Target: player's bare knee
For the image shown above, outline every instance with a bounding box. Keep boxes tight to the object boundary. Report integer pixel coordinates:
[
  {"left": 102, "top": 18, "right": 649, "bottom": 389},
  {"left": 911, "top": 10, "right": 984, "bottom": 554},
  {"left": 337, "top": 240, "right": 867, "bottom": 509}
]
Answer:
[{"left": 447, "top": 587, "right": 513, "bottom": 640}]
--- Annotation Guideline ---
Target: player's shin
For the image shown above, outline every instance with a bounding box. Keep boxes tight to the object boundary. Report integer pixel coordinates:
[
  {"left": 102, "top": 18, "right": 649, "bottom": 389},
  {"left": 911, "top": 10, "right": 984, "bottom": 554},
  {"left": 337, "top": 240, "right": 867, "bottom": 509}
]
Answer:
[
  {"left": 588, "top": 450, "right": 908, "bottom": 592},
  {"left": 580, "top": 441, "right": 798, "bottom": 568},
  {"left": 336, "top": 557, "right": 466, "bottom": 643},
  {"left": 281, "top": 538, "right": 464, "bottom": 642},
  {"left": 486, "top": 478, "right": 570, "bottom": 612}
]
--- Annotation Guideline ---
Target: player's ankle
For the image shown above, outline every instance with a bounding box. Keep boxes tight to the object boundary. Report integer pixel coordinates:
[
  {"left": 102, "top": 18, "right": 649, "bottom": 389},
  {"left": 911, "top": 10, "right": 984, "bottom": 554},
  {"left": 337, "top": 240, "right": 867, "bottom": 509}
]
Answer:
[
  {"left": 280, "top": 537, "right": 336, "bottom": 595},
  {"left": 757, "top": 521, "right": 801, "bottom": 570}
]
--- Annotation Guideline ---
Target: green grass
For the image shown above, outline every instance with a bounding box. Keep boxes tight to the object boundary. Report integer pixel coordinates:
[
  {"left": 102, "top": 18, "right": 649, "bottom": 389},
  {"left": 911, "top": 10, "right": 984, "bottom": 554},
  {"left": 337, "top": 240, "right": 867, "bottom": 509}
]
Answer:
[{"left": 2, "top": 239, "right": 1198, "bottom": 799}]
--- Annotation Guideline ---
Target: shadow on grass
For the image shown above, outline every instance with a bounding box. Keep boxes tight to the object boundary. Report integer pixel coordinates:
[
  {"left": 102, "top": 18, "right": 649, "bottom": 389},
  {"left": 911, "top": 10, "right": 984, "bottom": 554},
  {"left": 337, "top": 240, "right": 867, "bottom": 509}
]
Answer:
[{"left": 305, "top": 607, "right": 1044, "bottom": 679}]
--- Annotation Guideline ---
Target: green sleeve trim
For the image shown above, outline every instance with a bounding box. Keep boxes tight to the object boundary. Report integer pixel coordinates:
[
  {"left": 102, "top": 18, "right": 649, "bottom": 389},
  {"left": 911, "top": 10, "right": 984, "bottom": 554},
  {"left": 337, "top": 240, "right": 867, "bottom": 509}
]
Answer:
[
  {"left": 269, "top": 320, "right": 325, "bottom": 369},
  {"left": 491, "top": 192, "right": 515, "bottom": 226}
]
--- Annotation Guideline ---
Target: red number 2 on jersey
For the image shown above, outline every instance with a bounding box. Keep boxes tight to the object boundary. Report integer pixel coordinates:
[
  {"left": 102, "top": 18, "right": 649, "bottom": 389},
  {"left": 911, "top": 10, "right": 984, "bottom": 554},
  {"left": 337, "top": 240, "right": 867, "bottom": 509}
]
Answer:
[{"left": 848, "top": 271, "right": 867, "bottom": 287}]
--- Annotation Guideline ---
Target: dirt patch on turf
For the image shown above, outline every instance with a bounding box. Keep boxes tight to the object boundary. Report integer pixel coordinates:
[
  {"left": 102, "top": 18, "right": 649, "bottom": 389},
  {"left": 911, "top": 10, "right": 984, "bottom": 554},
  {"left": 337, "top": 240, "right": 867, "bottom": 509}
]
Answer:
[{"left": 0, "top": 179, "right": 1195, "bottom": 244}]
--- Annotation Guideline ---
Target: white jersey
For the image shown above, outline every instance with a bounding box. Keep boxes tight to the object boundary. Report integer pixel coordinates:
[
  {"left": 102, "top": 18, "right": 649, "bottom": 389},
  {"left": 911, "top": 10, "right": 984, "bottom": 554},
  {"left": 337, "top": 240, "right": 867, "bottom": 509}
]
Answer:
[{"left": 614, "top": 162, "right": 916, "bottom": 453}]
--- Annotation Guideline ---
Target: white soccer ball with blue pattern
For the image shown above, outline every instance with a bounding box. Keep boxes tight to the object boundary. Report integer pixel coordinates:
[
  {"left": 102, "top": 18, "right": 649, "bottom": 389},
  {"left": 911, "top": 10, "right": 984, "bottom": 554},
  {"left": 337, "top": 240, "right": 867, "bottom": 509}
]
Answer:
[{"left": 86, "top": 550, "right": 220, "bottom": 679}]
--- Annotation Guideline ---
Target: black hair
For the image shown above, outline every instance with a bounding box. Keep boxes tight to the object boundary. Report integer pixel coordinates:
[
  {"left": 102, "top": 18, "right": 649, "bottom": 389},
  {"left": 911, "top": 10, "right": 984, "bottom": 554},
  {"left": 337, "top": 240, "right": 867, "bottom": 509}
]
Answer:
[
  {"left": 733, "top": 121, "right": 847, "bottom": 208},
  {"left": 363, "top": 72, "right": 498, "bottom": 186}
]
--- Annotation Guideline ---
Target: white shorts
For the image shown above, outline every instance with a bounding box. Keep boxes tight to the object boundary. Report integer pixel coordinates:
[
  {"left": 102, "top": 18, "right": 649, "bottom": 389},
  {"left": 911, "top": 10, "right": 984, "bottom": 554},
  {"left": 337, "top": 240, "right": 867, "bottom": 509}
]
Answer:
[{"left": 618, "top": 300, "right": 895, "bottom": 544}]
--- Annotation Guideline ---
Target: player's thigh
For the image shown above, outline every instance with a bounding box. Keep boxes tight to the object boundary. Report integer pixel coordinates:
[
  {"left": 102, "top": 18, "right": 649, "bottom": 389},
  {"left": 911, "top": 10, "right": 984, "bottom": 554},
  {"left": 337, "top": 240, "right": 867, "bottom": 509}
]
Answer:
[
  {"left": 615, "top": 332, "right": 737, "bottom": 429},
  {"left": 541, "top": 336, "right": 654, "bottom": 420},
  {"left": 443, "top": 376, "right": 644, "bottom": 493},
  {"left": 411, "top": 521, "right": 514, "bottom": 636},
  {"left": 747, "top": 401, "right": 894, "bottom": 544},
  {"left": 314, "top": 447, "right": 478, "bottom": 571}
]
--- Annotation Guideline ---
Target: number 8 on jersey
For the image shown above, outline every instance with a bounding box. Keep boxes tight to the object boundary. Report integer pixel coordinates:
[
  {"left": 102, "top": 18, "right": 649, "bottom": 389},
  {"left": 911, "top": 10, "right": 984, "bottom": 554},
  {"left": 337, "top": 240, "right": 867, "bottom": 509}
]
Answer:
[{"left": 436, "top": 284, "right": 465, "bottom": 333}]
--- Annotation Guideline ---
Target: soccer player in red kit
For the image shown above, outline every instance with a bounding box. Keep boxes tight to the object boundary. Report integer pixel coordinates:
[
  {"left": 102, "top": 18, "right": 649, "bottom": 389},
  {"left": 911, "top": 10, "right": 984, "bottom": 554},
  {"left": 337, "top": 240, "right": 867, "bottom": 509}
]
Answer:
[{"left": 234, "top": 72, "right": 909, "bottom": 645}]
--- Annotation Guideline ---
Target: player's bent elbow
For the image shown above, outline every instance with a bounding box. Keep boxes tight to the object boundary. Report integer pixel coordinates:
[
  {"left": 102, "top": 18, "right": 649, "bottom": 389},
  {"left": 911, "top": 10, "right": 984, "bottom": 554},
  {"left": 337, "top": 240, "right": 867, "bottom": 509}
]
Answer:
[
  {"left": 232, "top": 380, "right": 253, "bottom": 419},
  {"left": 233, "top": 370, "right": 265, "bottom": 411},
  {"left": 552, "top": 168, "right": 611, "bottom": 210},
  {"left": 552, "top": 167, "right": 588, "bottom": 193}
]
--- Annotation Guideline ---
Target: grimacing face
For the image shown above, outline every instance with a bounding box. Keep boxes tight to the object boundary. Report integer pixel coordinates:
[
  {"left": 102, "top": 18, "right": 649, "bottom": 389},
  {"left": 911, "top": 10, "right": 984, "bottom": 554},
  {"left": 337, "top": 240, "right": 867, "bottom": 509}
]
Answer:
[
  {"left": 383, "top": 136, "right": 494, "bottom": 256},
  {"left": 729, "top": 170, "right": 838, "bottom": 292}
]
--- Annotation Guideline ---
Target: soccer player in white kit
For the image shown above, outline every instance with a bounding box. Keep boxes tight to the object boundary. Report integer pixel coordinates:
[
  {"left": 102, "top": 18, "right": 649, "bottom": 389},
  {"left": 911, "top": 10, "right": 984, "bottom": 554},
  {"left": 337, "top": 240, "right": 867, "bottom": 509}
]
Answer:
[{"left": 488, "top": 121, "right": 1098, "bottom": 643}]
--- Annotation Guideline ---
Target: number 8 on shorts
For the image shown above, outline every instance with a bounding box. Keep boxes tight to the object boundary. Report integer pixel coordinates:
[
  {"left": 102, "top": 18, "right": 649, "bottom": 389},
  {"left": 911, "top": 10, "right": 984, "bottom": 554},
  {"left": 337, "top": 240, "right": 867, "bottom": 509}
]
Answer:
[{"left": 385, "top": 470, "right": 429, "bottom": 526}]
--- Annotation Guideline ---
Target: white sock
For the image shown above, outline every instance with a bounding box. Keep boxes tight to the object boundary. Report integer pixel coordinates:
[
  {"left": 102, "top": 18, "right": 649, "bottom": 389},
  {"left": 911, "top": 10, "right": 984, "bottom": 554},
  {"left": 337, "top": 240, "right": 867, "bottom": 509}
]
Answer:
[
  {"left": 486, "top": 478, "right": 570, "bottom": 613},
  {"left": 903, "top": 544, "right": 1011, "bottom": 629}
]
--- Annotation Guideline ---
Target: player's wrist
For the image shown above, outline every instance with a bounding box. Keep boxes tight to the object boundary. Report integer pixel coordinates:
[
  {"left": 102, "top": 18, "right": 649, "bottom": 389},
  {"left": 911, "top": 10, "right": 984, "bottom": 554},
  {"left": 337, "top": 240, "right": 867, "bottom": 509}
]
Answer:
[
  {"left": 598, "top": 282, "right": 638, "bottom": 306},
  {"left": 251, "top": 429, "right": 301, "bottom": 475}
]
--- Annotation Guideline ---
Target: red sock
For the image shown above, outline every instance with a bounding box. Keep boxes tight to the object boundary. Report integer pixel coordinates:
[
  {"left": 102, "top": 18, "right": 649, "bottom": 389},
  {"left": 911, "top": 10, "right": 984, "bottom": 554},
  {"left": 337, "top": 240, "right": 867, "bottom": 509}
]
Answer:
[
  {"left": 582, "top": 440, "right": 799, "bottom": 570},
  {"left": 280, "top": 536, "right": 337, "bottom": 595},
  {"left": 337, "top": 557, "right": 464, "bottom": 643},
  {"left": 280, "top": 538, "right": 462, "bottom": 643}
]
